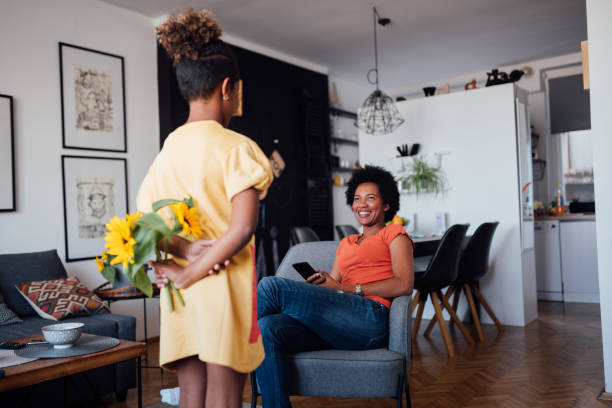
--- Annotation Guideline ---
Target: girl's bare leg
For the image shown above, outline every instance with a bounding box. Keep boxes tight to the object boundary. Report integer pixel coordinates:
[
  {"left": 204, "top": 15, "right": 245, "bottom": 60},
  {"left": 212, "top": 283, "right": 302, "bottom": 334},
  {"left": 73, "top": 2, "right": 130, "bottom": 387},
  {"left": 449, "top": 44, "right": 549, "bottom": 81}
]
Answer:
[
  {"left": 176, "top": 356, "right": 207, "bottom": 408},
  {"left": 205, "top": 363, "right": 247, "bottom": 408}
]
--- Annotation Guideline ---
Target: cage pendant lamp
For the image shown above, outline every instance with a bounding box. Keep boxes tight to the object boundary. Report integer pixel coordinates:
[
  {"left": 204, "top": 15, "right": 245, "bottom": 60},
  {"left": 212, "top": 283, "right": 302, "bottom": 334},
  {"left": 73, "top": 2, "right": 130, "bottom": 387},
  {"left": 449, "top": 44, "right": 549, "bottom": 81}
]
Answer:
[{"left": 355, "top": 7, "right": 404, "bottom": 135}]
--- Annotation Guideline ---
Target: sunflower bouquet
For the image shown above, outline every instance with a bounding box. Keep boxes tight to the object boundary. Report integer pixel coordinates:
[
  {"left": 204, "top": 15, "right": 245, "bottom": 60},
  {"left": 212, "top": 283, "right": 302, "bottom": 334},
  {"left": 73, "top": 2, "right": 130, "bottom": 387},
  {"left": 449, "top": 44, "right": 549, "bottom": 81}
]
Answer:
[{"left": 95, "top": 197, "right": 203, "bottom": 312}]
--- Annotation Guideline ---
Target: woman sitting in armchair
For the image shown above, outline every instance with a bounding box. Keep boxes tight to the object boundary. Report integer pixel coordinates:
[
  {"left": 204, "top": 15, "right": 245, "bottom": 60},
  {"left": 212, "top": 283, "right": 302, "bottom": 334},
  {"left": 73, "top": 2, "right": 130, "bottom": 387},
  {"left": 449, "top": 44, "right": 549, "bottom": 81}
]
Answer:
[{"left": 256, "top": 165, "right": 415, "bottom": 408}]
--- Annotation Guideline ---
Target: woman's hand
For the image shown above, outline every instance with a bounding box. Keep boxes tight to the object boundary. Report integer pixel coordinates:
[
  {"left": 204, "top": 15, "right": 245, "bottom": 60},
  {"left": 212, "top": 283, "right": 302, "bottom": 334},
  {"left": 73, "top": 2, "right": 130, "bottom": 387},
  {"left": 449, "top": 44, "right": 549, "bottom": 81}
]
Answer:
[{"left": 307, "top": 270, "right": 341, "bottom": 290}]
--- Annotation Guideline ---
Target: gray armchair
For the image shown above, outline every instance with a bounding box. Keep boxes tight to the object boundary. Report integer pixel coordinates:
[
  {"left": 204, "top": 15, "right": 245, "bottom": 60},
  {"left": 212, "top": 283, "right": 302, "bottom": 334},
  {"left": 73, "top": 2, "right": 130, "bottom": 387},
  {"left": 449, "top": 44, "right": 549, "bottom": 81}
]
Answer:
[
  {"left": 288, "top": 226, "right": 320, "bottom": 245},
  {"left": 251, "top": 241, "right": 412, "bottom": 407}
]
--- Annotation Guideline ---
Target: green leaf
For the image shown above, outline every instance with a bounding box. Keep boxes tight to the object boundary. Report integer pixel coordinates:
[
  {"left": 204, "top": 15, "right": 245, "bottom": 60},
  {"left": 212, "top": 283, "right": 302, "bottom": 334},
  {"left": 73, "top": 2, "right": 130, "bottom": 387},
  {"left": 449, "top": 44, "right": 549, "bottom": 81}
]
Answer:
[
  {"left": 152, "top": 198, "right": 182, "bottom": 212},
  {"left": 400, "top": 156, "right": 446, "bottom": 197},
  {"left": 132, "top": 265, "right": 153, "bottom": 298},
  {"left": 170, "top": 213, "right": 182, "bottom": 235},
  {"left": 136, "top": 213, "right": 172, "bottom": 238},
  {"left": 184, "top": 196, "right": 194, "bottom": 208},
  {"left": 128, "top": 227, "right": 158, "bottom": 279},
  {"left": 101, "top": 266, "right": 117, "bottom": 285}
]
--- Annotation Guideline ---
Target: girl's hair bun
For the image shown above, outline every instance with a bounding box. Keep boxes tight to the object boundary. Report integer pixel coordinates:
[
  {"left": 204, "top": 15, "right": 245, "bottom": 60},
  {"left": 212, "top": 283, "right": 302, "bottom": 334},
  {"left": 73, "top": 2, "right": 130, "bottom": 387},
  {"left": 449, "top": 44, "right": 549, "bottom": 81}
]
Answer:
[{"left": 157, "top": 8, "right": 223, "bottom": 66}]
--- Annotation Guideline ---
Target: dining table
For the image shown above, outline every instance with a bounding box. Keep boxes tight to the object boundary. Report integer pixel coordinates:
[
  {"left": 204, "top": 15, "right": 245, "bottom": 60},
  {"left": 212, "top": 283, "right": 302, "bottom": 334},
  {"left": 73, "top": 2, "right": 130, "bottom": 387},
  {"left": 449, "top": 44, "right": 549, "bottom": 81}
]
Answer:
[{"left": 411, "top": 236, "right": 442, "bottom": 257}]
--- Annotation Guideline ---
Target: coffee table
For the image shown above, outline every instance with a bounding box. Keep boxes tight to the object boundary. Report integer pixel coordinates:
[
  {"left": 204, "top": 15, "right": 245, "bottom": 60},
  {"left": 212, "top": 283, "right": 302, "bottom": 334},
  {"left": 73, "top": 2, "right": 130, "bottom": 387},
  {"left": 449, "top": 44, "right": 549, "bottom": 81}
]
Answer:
[{"left": 0, "top": 334, "right": 146, "bottom": 407}]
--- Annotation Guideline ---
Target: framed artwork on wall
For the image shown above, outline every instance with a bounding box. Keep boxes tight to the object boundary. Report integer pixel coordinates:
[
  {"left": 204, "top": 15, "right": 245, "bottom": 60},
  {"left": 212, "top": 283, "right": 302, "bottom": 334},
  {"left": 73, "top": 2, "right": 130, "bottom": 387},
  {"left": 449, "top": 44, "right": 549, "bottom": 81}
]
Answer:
[
  {"left": 61, "top": 155, "right": 128, "bottom": 262},
  {"left": 0, "top": 94, "right": 15, "bottom": 212},
  {"left": 59, "top": 42, "right": 127, "bottom": 152}
]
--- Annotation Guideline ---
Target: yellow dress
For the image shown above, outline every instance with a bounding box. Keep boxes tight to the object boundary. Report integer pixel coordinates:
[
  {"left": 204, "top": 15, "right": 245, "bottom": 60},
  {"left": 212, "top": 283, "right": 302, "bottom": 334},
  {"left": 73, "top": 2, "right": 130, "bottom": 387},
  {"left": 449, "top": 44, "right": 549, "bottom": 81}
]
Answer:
[{"left": 136, "top": 120, "right": 273, "bottom": 373}]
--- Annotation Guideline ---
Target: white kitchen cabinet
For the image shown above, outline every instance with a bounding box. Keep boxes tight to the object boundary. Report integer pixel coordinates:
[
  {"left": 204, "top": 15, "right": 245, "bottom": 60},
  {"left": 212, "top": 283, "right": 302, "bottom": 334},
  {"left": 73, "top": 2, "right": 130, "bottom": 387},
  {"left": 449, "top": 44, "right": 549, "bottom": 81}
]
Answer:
[
  {"left": 560, "top": 221, "right": 599, "bottom": 302},
  {"left": 534, "top": 220, "right": 563, "bottom": 301}
]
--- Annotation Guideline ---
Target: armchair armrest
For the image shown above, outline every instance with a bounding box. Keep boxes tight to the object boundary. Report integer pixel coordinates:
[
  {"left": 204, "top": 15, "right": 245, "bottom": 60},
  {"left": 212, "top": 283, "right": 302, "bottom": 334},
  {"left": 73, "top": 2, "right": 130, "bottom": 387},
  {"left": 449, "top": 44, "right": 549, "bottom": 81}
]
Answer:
[{"left": 388, "top": 294, "right": 411, "bottom": 359}]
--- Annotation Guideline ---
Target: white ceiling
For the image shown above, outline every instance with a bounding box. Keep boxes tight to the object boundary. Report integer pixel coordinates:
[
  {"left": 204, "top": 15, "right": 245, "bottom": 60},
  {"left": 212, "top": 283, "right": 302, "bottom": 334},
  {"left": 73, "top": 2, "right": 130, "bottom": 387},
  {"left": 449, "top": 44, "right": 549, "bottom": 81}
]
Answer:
[{"left": 100, "top": 0, "right": 587, "bottom": 88}]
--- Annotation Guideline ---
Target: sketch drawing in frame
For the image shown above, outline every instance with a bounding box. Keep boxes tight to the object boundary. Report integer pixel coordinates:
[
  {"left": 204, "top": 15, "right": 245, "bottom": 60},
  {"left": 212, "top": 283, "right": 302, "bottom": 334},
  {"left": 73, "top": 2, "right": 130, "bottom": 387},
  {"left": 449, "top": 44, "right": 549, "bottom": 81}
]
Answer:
[
  {"left": 0, "top": 94, "right": 16, "bottom": 212},
  {"left": 62, "top": 155, "right": 128, "bottom": 262},
  {"left": 59, "top": 42, "right": 126, "bottom": 152}
]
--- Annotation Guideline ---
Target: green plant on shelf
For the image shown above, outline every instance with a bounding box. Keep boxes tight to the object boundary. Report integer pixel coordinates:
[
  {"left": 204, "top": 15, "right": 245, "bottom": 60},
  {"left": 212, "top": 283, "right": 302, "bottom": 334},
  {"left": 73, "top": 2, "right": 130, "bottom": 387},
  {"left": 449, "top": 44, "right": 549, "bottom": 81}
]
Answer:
[{"left": 398, "top": 156, "right": 447, "bottom": 196}]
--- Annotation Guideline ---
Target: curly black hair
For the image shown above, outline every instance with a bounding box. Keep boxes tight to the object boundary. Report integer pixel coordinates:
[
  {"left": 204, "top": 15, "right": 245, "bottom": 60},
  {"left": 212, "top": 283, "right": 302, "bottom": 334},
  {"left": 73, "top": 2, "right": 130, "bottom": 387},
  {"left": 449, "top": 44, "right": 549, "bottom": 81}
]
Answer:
[
  {"left": 345, "top": 165, "right": 399, "bottom": 222},
  {"left": 157, "top": 9, "right": 239, "bottom": 101}
]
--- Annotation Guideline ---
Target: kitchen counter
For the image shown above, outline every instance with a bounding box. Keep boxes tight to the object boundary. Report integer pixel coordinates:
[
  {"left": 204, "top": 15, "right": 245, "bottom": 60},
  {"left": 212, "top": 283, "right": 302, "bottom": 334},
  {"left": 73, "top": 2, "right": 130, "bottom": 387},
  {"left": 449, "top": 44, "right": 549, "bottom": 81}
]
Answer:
[{"left": 535, "top": 214, "right": 596, "bottom": 221}]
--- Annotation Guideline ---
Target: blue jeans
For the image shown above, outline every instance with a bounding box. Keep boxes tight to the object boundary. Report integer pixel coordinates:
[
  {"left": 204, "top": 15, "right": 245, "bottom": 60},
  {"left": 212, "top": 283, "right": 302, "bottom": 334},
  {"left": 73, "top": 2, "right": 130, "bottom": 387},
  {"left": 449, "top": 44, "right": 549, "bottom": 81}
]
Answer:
[{"left": 255, "top": 276, "right": 390, "bottom": 408}]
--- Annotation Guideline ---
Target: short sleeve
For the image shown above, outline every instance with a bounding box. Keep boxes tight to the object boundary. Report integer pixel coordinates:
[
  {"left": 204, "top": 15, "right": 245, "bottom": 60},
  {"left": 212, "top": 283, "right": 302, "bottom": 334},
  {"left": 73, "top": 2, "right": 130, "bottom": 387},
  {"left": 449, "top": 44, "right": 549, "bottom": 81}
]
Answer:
[
  {"left": 336, "top": 237, "right": 349, "bottom": 257},
  {"left": 223, "top": 141, "right": 274, "bottom": 201},
  {"left": 383, "top": 224, "right": 413, "bottom": 249}
]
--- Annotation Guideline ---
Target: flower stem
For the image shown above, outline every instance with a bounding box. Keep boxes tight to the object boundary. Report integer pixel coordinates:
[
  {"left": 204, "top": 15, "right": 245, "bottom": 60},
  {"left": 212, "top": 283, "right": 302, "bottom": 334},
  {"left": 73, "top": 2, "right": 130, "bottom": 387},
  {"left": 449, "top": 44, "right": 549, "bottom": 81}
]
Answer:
[
  {"left": 160, "top": 240, "right": 175, "bottom": 312},
  {"left": 166, "top": 286, "right": 174, "bottom": 312},
  {"left": 170, "top": 281, "right": 185, "bottom": 306}
]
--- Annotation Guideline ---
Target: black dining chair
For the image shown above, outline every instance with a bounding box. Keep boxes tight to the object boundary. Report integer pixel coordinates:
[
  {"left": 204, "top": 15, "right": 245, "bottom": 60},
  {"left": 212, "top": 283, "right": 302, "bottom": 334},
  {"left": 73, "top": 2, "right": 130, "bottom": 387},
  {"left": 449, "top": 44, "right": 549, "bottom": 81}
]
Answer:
[
  {"left": 450, "top": 222, "right": 503, "bottom": 341},
  {"left": 289, "top": 226, "right": 320, "bottom": 246},
  {"left": 335, "top": 224, "right": 359, "bottom": 240},
  {"left": 411, "top": 224, "right": 474, "bottom": 357}
]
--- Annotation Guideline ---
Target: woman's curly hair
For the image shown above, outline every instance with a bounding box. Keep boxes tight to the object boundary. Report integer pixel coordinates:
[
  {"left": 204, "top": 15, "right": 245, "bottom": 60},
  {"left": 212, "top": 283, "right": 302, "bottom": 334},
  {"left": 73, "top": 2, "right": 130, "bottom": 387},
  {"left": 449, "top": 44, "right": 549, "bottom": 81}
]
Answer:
[
  {"left": 156, "top": 9, "right": 239, "bottom": 101},
  {"left": 345, "top": 165, "right": 400, "bottom": 222},
  {"left": 156, "top": 9, "right": 222, "bottom": 66}
]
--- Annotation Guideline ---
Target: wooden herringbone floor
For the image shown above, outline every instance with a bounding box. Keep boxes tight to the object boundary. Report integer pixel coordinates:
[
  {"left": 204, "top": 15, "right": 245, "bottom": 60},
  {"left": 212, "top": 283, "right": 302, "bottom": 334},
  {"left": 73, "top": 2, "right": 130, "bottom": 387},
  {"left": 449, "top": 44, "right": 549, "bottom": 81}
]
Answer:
[{"left": 107, "top": 301, "right": 612, "bottom": 407}]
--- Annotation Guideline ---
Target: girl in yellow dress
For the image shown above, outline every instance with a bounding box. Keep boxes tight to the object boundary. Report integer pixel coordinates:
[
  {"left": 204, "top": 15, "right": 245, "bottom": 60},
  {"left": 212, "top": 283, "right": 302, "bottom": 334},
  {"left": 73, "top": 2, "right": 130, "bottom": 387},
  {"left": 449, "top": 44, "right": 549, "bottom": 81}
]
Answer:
[{"left": 137, "top": 9, "right": 273, "bottom": 408}]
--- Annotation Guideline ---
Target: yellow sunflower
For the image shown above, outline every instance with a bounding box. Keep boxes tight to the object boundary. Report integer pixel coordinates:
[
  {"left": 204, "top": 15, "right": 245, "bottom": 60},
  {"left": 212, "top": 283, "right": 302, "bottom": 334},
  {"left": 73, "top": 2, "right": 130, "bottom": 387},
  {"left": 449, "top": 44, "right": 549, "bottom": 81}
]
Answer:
[
  {"left": 104, "top": 216, "right": 137, "bottom": 269},
  {"left": 94, "top": 251, "right": 109, "bottom": 271},
  {"left": 94, "top": 255, "right": 105, "bottom": 272},
  {"left": 171, "top": 201, "right": 203, "bottom": 238},
  {"left": 126, "top": 211, "right": 143, "bottom": 228}
]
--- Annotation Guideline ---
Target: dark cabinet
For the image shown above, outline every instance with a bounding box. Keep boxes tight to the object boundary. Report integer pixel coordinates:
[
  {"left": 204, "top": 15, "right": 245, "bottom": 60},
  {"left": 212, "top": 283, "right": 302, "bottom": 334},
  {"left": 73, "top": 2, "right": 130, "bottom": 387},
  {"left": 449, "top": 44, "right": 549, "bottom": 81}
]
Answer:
[{"left": 157, "top": 43, "right": 333, "bottom": 277}]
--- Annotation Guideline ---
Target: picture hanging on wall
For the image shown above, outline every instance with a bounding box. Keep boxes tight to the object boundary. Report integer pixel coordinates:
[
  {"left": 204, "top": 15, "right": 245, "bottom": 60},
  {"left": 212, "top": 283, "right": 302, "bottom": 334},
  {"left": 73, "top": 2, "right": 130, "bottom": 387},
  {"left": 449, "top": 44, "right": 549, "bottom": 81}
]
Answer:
[
  {"left": 0, "top": 94, "right": 15, "bottom": 212},
  {"left": 59, "top": 42, "right": 127, "bottom": 152},
  {"left": 62, "top": 155, "right": 128, "bottom": 262}
]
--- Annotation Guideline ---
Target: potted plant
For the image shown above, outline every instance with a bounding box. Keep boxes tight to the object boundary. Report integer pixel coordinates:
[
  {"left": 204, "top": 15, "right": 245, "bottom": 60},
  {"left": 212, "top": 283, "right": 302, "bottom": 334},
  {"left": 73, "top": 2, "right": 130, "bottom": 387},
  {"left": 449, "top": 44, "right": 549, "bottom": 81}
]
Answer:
[{"left": 398, "top": 156, "right": 446, "bottom": 196}]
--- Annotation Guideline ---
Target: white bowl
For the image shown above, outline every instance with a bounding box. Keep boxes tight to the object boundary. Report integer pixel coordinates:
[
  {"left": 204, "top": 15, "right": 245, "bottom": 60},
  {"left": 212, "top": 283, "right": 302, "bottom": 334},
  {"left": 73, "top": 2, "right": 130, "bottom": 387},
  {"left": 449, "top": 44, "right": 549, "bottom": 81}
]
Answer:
[{"left": 41, "top": 322, "right": 84, "bottom": 349}]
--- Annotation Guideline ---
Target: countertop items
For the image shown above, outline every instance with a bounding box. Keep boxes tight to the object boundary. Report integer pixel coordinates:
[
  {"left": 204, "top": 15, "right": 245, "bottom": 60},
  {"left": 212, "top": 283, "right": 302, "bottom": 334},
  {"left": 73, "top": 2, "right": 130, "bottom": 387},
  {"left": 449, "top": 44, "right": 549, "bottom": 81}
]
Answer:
[{"left": 535, "top": 214, "right": 595, "bottom": 221}]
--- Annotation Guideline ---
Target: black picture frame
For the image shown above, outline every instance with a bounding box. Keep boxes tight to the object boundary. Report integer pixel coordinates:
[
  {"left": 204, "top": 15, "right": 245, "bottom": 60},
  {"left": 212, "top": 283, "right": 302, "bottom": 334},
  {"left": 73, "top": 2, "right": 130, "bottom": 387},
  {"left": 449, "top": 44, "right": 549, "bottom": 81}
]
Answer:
[
  {"left": 0, "top": 94, "right": 16, "bottom": 212},
  {"left": 59, "top": 42, "right": 127, "bottom": 152},
  {"left": 61, "top": 155, "right": 129, "bottom": 262}
]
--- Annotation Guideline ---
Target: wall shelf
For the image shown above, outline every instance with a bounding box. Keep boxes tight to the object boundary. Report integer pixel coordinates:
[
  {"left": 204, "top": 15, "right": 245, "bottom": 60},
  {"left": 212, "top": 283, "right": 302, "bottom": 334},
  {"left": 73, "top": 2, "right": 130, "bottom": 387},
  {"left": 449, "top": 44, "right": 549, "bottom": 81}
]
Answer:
[
  {"left": 332, "top": 167, "right": 355, "bottom": 173},
  {"left": 330, "top": 107, "right": 357, "bottom": 120},
  {"left": 330, "top": 137, "right": 358, "bottom": 146}
]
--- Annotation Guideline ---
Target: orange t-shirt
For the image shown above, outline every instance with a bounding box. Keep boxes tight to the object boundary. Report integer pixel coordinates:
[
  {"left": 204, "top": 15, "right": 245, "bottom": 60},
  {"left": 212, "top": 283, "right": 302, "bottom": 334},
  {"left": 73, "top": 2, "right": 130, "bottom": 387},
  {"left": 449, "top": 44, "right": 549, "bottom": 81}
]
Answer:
[{"left": 336, "top": 224, "right": 413, "bottom": 308}]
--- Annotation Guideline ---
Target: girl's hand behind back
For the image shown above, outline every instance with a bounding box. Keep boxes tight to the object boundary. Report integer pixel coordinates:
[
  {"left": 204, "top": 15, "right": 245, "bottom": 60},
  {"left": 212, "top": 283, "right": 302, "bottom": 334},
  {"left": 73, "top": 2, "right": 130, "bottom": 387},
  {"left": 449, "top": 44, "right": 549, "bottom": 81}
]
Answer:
[
  {"left": 184, "top": 239, "right": 231, "bottom": 269},
  {"left": 151, "top": 258, "right": 229, "bottom": 289}
]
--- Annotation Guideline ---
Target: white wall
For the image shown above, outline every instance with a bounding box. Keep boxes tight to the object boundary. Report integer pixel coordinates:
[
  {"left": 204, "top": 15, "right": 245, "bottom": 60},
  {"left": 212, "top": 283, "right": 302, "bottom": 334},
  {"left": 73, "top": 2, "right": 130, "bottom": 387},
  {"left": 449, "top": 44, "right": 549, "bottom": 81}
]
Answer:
[
  {"left": 360, "top": 83, "right": 537, "bottom": 327},
  {"left": 0, "top": 0, "right": 160, "bottom": 341},
  {"left": 586, "top": 0, "right": 612, "bottom": 393},
  {"left": 387, "top": 52, "right": 584, "bottom": 205}
]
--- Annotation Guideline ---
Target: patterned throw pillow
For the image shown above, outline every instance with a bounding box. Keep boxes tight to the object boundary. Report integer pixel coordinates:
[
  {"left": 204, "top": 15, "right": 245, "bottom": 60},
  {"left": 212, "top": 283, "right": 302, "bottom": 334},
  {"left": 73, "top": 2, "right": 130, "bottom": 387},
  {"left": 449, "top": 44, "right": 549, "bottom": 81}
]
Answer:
[
  {"left": 0, "top": 291, "right": 22, "bottom": 326},
  {"left": 16, "top": 277, "right": 110, "bottom": 320}
]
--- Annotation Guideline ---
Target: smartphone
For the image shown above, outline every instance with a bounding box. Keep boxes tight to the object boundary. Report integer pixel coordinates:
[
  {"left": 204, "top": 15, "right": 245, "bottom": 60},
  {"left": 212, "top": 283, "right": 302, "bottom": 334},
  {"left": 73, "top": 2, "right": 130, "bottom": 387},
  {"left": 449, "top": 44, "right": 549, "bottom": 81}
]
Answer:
[
  {"left": 292, "top": 262, "right": 318, "bottom": 280},
  {"left": 0, "top": 341, "right": 25, "bottom": 350}
]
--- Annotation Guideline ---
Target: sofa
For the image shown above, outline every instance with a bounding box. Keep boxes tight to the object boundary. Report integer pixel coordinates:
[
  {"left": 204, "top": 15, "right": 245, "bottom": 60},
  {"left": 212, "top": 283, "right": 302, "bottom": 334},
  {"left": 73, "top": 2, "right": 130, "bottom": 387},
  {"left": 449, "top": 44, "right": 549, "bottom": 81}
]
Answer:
[{"left": 0, "top": 249, "right": 137, "bottom": 407}]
